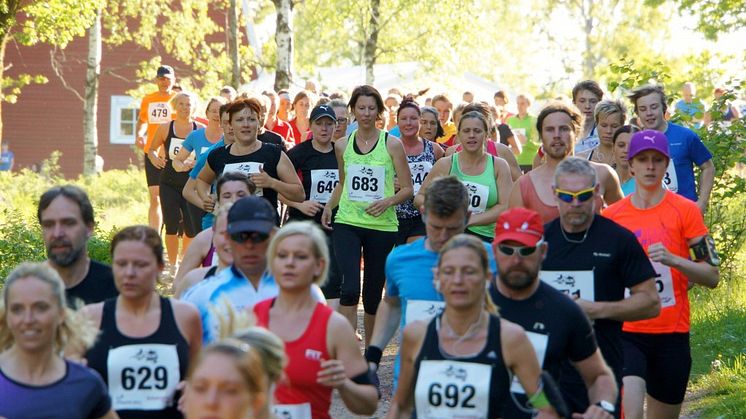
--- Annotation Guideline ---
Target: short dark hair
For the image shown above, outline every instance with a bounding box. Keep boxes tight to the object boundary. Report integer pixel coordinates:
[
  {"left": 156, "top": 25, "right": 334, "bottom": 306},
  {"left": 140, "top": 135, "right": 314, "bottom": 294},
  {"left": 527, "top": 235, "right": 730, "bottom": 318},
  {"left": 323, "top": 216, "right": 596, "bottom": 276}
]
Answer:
[
  {"left": 572, "top": 80, "right": 603, "bottom": 102},
  {"left": 628, "top": 84, "right": 668, "bottom": 114},
  {"left": 612, "top": 124, "right": 640, "bottom": 144},
  {"left": 424, "top": 176, "right": 469, "bottom": 218},
  {"left": 536, "top": 102, "right": 583, "bottom": 138},
  {"left": 348, "top": 85, "right": 385, "bottom": 119},
  {"left": 37, "top": 185, "right": 94, "bottom": 226},
  {"left": 493, "top": 90, "right": 508, "bottom": 102},
  {"left": 216, "top": 171, "right": 256, "bottom": 196}
]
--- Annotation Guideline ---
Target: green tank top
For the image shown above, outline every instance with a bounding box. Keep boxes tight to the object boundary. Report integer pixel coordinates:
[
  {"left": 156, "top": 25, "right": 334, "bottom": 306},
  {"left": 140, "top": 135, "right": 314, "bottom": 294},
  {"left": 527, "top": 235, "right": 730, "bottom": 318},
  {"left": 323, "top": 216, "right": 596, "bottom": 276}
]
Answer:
[
  {"left": 336, "top": 130, "right": 398, "bottom": 231},
  {"left": 450, "top": 153, "right": 499, "bottom": 238}
]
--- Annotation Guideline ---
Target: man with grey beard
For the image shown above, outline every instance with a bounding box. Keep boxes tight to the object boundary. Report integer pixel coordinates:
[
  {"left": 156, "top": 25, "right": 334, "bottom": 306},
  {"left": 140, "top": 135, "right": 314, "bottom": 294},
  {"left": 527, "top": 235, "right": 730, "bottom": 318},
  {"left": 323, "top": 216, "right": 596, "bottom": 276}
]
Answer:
[{"left": 37, "top": 185, "right": 118, "bottom": 307}]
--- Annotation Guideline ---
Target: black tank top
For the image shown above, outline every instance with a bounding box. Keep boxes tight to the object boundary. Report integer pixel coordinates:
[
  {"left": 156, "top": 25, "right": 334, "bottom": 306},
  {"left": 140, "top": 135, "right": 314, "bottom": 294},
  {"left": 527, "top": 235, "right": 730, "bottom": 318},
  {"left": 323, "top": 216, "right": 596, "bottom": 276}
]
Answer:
[
  {"left": 412, "top": 313, "right": 510, "bottom": 419},
  {"left": 86, "top": 297, "right": 189, "bottom": 419},
  {"left": 161, "top": 121, "right": 198, "bottom": 189}
]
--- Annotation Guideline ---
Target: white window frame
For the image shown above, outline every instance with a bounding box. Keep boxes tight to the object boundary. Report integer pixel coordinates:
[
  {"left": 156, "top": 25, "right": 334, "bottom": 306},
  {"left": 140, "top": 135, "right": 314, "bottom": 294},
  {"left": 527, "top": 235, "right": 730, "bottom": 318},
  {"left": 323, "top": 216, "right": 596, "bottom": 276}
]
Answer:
[{"left": 110, "top": 95, "right": 140, "bottom": 144}]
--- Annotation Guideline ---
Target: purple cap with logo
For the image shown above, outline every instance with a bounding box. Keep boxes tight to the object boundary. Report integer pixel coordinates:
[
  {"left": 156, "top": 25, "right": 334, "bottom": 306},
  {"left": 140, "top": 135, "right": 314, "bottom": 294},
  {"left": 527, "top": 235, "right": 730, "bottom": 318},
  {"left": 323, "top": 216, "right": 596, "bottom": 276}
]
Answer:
[{"left": 627, "top": 129, "right": 670, "bottom": 161}]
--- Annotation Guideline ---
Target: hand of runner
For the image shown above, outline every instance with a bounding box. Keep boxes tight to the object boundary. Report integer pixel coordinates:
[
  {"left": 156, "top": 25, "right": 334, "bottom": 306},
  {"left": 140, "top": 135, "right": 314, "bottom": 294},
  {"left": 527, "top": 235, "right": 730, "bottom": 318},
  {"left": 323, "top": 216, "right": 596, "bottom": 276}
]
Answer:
[
  {"left": 250, "top": 168, "right": 275, "bottom": 190},
  {"left": 321, "top": 206, "right": 334, "bottom": 230},
  {"left": 393, "top": 176, "right": 401, "bottom": 192},
  {"left": 648, "top": 242, "right": 676, "bottom": 266},
  {"left": 317, "top": 359, "right": 347, "bottom": 389},
  {"left": 136, "top": 135, "right": 145, "bottom": 149},
  {"left": 202, "top": 195, "right": 216, "bottom": 212},
  {"left": 296, "top": 200, "right": 324, "bottom": 217},
  {"left": 572, "top": 405, "right": 614, "bottom": 419},
  {"left": 148, "top": 152, "right": 166, "bottom": 169},
  {"left": 365, "top": 199, "right": 390, "bottom": 217}
]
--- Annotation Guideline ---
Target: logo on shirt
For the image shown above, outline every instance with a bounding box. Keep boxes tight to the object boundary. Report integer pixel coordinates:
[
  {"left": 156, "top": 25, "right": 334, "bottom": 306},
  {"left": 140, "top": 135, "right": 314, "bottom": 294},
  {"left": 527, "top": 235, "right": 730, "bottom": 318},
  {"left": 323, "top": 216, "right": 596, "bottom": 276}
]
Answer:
[
  {"left": 593, "top": 252, "right": 611, "bottom": 258},
  {"left": 532, "top": 322, "right": 546, "bottom": 331},
  {"left": 305, "top": 349, "right": 322, "bottom": 361},
  {"left": 486, "top": 350, "right": 498, "bottom": 359},
  {"left": 551, "top": 274, "right": 576, "bottom": 288},
  {"left": 442, "top": 365, "right": 468, "bottom": 381},
  {"left": 131, "top": 349, "right": 159, "bottom": 363}
]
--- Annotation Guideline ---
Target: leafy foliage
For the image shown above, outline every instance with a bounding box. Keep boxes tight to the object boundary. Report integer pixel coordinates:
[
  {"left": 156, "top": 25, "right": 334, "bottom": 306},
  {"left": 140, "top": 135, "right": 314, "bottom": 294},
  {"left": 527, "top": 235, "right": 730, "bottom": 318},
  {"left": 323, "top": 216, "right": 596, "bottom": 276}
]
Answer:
[{"left": 646, "top": 0, "right": 746, "bottom": 40}]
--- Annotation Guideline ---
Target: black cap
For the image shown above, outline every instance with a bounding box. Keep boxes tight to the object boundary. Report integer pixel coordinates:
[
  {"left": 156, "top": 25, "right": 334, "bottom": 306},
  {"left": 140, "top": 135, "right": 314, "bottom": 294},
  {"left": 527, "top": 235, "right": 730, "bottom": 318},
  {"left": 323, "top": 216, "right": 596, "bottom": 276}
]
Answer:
[
  {"left": 156, "top": 65, "right": 175, "bottom": 79},
  {"left": 310, "top": 105, "right": 337, "bottom": 123},
  {"left": 227, "top": 196, "right": 275, "bottom": 235}
]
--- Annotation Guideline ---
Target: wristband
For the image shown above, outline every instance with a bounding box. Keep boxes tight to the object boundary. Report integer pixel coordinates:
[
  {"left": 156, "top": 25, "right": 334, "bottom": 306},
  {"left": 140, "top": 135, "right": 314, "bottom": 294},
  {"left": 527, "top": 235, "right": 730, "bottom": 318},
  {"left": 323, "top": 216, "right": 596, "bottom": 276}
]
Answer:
[
  {"left": 528, "top": 388, "right": 550, "bottom": 409},
  {"left": 364, "top": 346, "right": 383, "bottom": 365}
]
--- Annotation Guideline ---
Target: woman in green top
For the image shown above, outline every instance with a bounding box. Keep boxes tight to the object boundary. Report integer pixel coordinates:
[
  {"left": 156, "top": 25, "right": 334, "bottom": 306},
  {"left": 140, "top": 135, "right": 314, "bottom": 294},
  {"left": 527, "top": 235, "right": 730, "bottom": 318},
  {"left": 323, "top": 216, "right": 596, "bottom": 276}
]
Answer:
[
  {"left": 321, "top": 85, "right": 413, "bottom": 347},
  {"left": 415, "top": 111, "right": 513, "bottom": 242}
]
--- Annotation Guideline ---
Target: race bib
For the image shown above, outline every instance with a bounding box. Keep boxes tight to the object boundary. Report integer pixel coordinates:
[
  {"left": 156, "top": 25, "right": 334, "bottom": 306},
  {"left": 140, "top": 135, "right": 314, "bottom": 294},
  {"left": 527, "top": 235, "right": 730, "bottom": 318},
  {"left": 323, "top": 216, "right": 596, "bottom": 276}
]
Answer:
[
  {"left": 510, "top": 332, "right": 549, "bottom": 394},
  {"left": 107, "top": 344, "right": 181, "bottom": 411},
  {"left": 347, "top": 164, "right": 385, "bottom": 202},
  {"left": 310, "top": 169, "right": 339, "bottom": 203},
  {"left": 223, "top": 162, "right": 264, "bottom": 196},
  {"left": 461, "top": 181, "right": 489, "bottom": 214},
  {"left": 415, "top": 360, "right": 491, "bottom": 419},
  {"left": 148, "top": 102, "right": 171, "bottom": 125},
  {"left": 168, "top": 138, "right": 185, "bottom": 160},
  {"left": 663, "top": 159, "right": 678, "bottom": 193},
  {"left": 651, "top": 260, "right": 676, "bottom": 308},
  {"left": 405, "top": 300, "right": 445, "bottom": 325},
  {"left": 272, "top": 403, "right": 312, "bottom": 419},
  {"left": 540, "top": 270, "right": 595, "bottom": 301},
  {"left": 409, "top": 161, "right": 433, "bottom": 194},
  {"left": 574, "top": 134, "right": 600, "bottom": 157}
]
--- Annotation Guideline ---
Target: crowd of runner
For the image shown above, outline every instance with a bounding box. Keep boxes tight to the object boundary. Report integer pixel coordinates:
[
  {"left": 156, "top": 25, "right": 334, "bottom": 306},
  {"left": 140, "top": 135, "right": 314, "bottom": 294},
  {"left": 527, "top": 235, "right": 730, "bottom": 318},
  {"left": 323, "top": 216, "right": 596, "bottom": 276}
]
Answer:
[{"left": 0, "top": 64, "right": 727, "bottom": 419}]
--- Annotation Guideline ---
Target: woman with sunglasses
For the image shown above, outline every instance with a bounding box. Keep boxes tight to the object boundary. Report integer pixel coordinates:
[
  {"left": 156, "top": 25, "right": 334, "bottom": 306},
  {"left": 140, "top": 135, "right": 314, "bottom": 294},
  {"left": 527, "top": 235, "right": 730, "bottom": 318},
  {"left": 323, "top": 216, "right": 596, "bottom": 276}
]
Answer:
[
  {"left": 254, "top": 221, "right": 379, "bottom": 418},
  {"left": 415, "top": 111, "right": 513, "bottom": 242},
  {"left": 389, "top": 234, "right": 558, "bottom": 418}
]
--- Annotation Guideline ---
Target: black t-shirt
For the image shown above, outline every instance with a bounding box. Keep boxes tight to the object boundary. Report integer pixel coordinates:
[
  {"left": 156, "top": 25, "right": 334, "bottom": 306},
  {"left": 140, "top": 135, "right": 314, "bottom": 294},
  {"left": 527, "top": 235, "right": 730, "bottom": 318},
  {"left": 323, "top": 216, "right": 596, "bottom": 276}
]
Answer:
[
  {"left": 207, "top": 142, "right": 283, "bottom": 220},
  {"left": 286, "top": 140, "right": 338, "bottom": 225},
  {"left": 65, "top": 260, "right": 118, "bottom": 308},
  {"left": 490, "top": 281, "right": 596, "bottom": 419},
  {"left": 542, "top": 215, "right": 655, "bottom": 412},
  {"left": 258, "top": 130, "right": 287, "bottom": 152}
]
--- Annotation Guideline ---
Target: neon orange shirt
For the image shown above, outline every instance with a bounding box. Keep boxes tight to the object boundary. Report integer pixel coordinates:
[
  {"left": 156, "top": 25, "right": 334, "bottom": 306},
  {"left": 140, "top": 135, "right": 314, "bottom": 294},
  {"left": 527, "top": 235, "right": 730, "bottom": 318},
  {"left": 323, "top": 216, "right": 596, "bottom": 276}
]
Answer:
[
  {"left": 139, "top": 91, "right": 176, "bottom": 152},
  {"left": 603, "top": 191, "right": 708, "bottom": 333}
]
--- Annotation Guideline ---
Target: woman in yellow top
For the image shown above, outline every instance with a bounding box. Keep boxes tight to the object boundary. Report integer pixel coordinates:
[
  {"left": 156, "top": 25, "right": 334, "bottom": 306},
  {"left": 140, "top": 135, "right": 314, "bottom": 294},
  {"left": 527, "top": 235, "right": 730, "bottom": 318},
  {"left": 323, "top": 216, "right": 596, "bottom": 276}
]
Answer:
[{"left": 321, "top": 85, "right": 413, "bottom": 347}]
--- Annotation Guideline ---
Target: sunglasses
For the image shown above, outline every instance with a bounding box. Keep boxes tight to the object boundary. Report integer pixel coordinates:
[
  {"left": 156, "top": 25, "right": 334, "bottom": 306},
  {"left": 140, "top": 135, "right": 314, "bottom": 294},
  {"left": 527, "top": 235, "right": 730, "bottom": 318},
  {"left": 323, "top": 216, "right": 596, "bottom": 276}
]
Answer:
[
  {"left": 554, "top": 187, "right": 595, "bottom": 203},
  {"left": 230, "top": 231, "right": 270, "bottom": 244},
  {"left": 497, "top": 240, "right": 543, "bottom": 257}
]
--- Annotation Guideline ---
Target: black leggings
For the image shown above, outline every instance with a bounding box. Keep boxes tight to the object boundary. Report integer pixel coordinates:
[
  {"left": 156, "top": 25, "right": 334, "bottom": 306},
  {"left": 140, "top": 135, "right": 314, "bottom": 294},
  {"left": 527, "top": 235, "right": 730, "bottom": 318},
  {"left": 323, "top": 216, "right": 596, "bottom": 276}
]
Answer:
[
  {"left": 159, "top": 181, "right": 202, "bottom": 237},
  {"left": 333, "top": 223, "right": 397, "bottom": 315}
]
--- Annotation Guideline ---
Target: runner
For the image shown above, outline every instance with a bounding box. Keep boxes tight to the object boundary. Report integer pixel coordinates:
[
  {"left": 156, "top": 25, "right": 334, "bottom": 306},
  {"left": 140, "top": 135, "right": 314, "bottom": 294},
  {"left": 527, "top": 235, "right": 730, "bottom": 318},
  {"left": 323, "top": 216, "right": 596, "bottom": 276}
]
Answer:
[
  {"left": 431, "top": 94, "right": 457, "bottom": 146},
  {"left": 262, "top": 90, "right": 296, "bottom": 145},
  {"left": 173, "top": 96, "right": 226, "bottom": 174},
  {"left": 628, "top": 84, "right": 715, "bottom": 213},
  {"left": 257, "top": 95, "right": 288, "bottom": 152},
  {"left": 0, "top": 142, "right": 14, "bottom": 171},
  {"left": 394, "top": 98, "right": 444, "bottom": 244},
  {"left": 603, "top": 130, "right": 720, "bottom": 419},
  {"left": 289, "top": 90, "right": 315, "bottom": 144},
  {"left": 196, "top": 97, "right": 305, "bottom": 222},
  {"left": 507, "top": 93, "right": 539, "bottom": 171},
  {"left": 612, "top": 125, "right": 639, "bottom": 196},
  {"left": 539, "top": 157, "right": 660, "bottom": 415},
  {"left": 490, "top": 207, "right": 618, "bottom": 418},
  {"left": 284, "top": 103, "right": 342, "bottom": 307},
  {"left": 588, "top": 99, "right": 626, "bottom": 166},
  {"left": 418, "top": 106, "right": 444, "bottom": 143},
  {"left": 277, "top": 90, "right": 291, "bottom": 121},
  {"left": 572, "top": 80, "right": 604, "bottom": 159},
  {"left": 0, "top": 263, "right": 115, "bottom": 419},
  {"left": 389, "top": 234, "right": 559, "bottom": 418},
  {"left": 320, "top": 85, "right": 413, "bottom": 347},
  {"left": 416, "top": 111, "right": 513, "bottom": 242},
  {"left": 366, "top": 176, "right": 496, "bottom": 391},
  {"left": 254, "top": 221, "right": 379, "bottom": 418},
  {"left": 509, "top": 101, "right": 623, "bottom": 223},
  {"left": 673, "top": 82, "right": 706, "bottom": 126},
  {"left": 329, "top": 99, "right": 350, "bottom": 141},
  {"left": 84, "top": 225, "right": 203, "bottom": 419},
  {"left": 136, "top": 65, "right": 177, "bottom": 231},
  {"left": 38, "top": 185, "right": 118, "bottom": 306},
  {"left": 493, "top": 90, "right": 514, "bottom": 124}
]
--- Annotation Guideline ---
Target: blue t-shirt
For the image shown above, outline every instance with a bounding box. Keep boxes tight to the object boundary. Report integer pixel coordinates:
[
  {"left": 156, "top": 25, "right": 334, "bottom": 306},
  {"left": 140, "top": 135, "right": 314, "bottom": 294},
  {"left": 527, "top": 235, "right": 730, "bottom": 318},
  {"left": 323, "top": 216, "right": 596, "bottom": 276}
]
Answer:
[
  {"left": 0, "top": 360, "right": 111, "bottom": 419},
  {"left": 0, "top": 150, "right": 13, "bottom": 171},
  {"left": 190, "top": 139, "right": 226, "bottom": 230},
  {"left": 389, "top": 125, "right": 401, "bottom": 138},
  {"left": 621, "top": 178, "right": 635, "bottom": 197},
  {"left": 384, "top": 237, "right": 497, "bottom": 386},
  {"left": 183, "top": 128, "right": 220, "bottom": 161},
  {"left": 665, "top": 122, "right": 712, "bottom": 202}
]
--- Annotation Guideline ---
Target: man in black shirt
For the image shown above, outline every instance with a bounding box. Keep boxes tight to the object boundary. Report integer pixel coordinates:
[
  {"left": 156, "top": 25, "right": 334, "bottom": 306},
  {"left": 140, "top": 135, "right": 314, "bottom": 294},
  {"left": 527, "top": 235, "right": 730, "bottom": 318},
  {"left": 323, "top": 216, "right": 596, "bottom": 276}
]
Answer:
[
  {"left": 491, "top": 207, "right": 617, "bottom": 418},
  {"left": 542, "top": 157, "right": 659, "bottom": 415},
  {"left": 37, "top": 185, "right": 118, "bottom": 307}
]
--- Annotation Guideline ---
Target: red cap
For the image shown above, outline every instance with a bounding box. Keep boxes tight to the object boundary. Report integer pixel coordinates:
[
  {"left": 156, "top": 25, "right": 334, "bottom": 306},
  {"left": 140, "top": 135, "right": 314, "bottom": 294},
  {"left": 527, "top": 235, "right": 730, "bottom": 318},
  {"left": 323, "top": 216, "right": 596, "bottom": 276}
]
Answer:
[{"left": 493, "top": 208, "right": 544, "bottom": 246}]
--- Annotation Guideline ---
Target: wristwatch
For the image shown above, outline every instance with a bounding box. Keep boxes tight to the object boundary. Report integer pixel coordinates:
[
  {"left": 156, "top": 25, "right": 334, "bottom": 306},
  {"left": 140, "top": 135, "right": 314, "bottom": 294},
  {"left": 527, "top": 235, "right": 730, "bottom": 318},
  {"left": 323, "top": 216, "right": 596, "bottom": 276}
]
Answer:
[{"left": 595, "top": 400, "right": 615, "bottom": 414}]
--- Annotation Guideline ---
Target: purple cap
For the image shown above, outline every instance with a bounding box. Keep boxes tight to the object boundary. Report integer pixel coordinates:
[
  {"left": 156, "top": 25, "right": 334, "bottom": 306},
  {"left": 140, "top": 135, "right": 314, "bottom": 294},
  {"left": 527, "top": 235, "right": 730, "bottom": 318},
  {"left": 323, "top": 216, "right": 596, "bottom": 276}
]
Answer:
[{"left": 627, "top": 130, "right": 670, "bottom": 161}]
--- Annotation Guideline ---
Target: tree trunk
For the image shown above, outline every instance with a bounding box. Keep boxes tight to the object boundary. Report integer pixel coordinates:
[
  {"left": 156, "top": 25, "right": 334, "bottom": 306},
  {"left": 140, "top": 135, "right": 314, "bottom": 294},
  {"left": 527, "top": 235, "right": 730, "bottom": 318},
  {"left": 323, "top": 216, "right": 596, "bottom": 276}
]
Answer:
[
  {"left": 82, "top": 8, "right": 101, "bottom": 175},
  {"left": 228, "top": 0, "right": 240, "bottom": 88},
  {"left": 0, "top": 34, "right": 7, "bottom": 151},
  {"left": 364, "top": 0, "right": 380, "bottom": 85},
  {"left": 582, "top": 0, "right": 595, "bottom": 78},
  {"left": 273, "top": 0, "right": 293, "bottom": 91}
]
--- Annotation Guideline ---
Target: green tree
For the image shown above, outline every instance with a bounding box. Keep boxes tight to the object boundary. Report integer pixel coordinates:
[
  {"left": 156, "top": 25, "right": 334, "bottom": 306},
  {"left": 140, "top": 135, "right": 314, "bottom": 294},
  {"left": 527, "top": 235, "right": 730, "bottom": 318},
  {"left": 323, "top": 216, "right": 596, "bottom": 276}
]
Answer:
[{"left": 647, "top": 0, "right": 746, "bottom": 40}]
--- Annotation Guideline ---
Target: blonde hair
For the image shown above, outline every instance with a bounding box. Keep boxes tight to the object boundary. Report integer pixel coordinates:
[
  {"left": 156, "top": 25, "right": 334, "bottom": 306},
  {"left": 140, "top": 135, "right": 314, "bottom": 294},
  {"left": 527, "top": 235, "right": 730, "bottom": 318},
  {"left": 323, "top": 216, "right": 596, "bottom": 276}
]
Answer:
[
  {"left": 188, "top": 338, "right": 269, "bottom": 396},
  {"left": 0, "top": 262, "right": 98, "bottom": 352},
  {"left": 170, "top": 91, "right": 199, "bottom": 117},
  {"left": 267, "top": 221, "right": 330, "bottom": 286},
  {"left": 437, "top": 234, "right": 499, "bottom": 315}
]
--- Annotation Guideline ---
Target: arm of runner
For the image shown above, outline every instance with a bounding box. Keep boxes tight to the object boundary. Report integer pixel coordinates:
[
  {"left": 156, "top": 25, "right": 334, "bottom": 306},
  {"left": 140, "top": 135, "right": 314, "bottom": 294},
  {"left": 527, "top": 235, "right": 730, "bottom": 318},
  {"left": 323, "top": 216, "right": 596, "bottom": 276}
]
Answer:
[
  {"left": 388, "top": 320, "right": 428, "bottom": 419},
  {"left": 324, "top": 313, "right": 378, "bottom": 415},
  {"left": 367, "top": 296, "right": 402, "bottom": 370},
  {"left": 252, "top": 151, "right": 305, "bottom": 202},
  {"left": 468, "top": 157, "right": 513, "bottom": 227},
  {"left": 598, "top": 163, "right": 623, "bottom": 205},
  {"left": 147, "top": 124, "right": 168, "bottom": 169},
  {"left": 508, "top": 174, "right": 526, "bottom": 209},
  {"left": 696, "top": 159, "right": 715, "bottom": 213},
  {"left": 321, "top": 139, "right": 347, "bottom": 229},
  {"left": 182, "top": 177, "right": 204, "bottom": 209},
  {"left": 366, "top": 137, "right": 413, "bottom": 217},
  {"left": 278, "top": 194, "right": 324, "bottom": 217},
  {"left": 172, "top": 299, "right": 203, "bottom": 362},
  {"left": 573, "top": 278, "right": 660, "bottom": 321},
  {"left": 649, "top": 238, "right": 719, "bottom": 288},
  {"left": 495, "top": 143, "right": 522, "bottom": 181},
  {"left": 196, "top": 164, "right": 218, "bottom": 212},
  {"left": 571, "top": 349, "right": 618, "bottom": 418},
  {"left": 173, "top": 231, "right": 212, "bottom": 293},
  {"left": 172, "top": 143, "right": 195, "bottom": 172},
  {"left": 413, "top": 157, "right": 450, "bottom": 211}
]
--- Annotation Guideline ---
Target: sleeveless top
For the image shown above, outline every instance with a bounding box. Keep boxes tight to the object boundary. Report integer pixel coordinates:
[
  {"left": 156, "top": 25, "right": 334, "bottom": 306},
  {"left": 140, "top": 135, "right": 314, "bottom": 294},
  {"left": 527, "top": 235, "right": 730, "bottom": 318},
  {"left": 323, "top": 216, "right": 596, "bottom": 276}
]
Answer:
[
  {"left": 161, "top": 121, "right": 198, "bottom": 189},
  {"left": 412, "top": 314, "right": 510, "bottom": 419},
  {"left": 254, "top": 299, "right": 334, "bottom": 419},
  {"left": 335, "top": 130, "right": 398, "bottom": 232},
  {"left": 449, "top": 153, "right": 499, "bottom": 238},
  {"left": 397, "top": 140, "right": 437, "bottom": 219},
  {"left": 86, "top": 297, "right": 189, "bottom": 419},
  {"left": 201, "top": 243, "right": 217, "bottom": 267}
]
